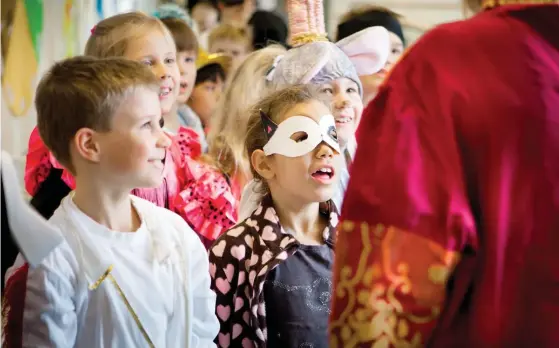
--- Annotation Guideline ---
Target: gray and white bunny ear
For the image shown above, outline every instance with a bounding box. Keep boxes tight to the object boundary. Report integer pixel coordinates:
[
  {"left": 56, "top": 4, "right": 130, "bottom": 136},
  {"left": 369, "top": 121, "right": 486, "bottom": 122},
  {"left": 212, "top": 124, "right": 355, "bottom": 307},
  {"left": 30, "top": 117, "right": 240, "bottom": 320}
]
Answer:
[
  {"left": 336, "top": 26, "right": 390, "bottom": 76},
  {"left": 1, "top": 151, "right": 63, "bottom": 266}
]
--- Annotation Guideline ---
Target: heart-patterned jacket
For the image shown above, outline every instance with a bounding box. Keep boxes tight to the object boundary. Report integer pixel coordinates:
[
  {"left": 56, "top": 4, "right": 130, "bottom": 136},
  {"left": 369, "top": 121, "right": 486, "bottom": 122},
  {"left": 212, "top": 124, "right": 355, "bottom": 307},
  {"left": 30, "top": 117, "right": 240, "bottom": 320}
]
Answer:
[{"left": 208, "top": 194, "right": 338, "bottom": 348}]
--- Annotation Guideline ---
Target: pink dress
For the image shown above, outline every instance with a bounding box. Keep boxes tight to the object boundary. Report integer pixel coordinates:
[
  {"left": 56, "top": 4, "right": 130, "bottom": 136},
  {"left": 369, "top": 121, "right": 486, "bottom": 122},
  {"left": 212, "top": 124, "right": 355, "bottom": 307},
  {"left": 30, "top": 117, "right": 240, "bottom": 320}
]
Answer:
[{"left": 25, "top": 126, "right": 237, "bottom": 245}]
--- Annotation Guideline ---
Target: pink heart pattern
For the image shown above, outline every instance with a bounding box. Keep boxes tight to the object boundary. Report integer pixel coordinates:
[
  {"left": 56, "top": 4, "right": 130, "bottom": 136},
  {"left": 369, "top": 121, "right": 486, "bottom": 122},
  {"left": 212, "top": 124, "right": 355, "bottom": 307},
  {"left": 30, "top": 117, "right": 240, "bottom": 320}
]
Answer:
[
  {"left": 217, "top": 305, "right": 231, "bottom": 321},
  {"left": 208, "top": 194, "right": 339, "bottom": 347},
  {"left": 232, "top": 324, "right": 243, "bottom": 339},
  {"left": 215, "top": 278, "right": 230, "bottom": 294},
  {"left": 218, "top": 333, "right": 230, "bottom": 348},
  {"left": 224, "top": 264, "right": 234, "bottom": 282}
]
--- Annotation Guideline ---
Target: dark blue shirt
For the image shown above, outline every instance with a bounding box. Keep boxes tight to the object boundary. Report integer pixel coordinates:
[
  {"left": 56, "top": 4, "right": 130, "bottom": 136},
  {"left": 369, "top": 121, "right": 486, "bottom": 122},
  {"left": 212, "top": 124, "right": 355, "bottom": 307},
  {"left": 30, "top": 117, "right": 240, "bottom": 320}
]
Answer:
[{"left": 264, "top": 244, "right": 333, "bottom": 348}]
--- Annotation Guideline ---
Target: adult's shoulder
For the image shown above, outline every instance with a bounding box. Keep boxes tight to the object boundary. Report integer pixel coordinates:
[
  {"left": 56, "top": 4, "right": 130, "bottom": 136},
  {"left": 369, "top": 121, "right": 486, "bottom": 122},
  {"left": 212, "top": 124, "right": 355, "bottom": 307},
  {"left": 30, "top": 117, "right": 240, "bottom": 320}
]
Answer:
[{"left": 394, "top": 11, "right": 514, "bottom": 73}]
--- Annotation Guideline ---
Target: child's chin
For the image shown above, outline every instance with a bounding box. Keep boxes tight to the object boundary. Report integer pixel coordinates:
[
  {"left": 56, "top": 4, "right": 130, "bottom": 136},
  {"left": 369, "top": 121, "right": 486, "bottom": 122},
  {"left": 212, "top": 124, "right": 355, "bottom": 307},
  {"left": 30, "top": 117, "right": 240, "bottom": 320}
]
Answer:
[
  {"left": 311, "top": 188, "right": 335, "bottom": 203},
  {"left": 160, "top": 101, "right": 175, "bottom": 115},
  {"left": 177, "top": 94, "right": 189, "bottom": 104},
  {"left": 136, "top": 176, "right": 164, "bottom": 189}
]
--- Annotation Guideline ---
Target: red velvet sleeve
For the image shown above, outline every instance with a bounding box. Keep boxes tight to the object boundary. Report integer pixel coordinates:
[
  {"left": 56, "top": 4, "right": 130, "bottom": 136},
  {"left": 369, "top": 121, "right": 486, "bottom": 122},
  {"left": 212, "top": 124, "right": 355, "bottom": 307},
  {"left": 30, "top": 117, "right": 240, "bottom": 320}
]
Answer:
[{"left": 329, "top": 44, "right": 478, "bottom": 347}]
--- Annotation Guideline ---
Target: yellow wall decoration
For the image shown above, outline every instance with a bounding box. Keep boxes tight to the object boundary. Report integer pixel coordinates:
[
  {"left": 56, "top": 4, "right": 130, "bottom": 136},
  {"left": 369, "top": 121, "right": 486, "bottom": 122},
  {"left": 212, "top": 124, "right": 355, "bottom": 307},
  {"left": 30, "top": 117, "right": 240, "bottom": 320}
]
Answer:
[{"left": 2, "top": 0, "right": 42, "bottom": 117}]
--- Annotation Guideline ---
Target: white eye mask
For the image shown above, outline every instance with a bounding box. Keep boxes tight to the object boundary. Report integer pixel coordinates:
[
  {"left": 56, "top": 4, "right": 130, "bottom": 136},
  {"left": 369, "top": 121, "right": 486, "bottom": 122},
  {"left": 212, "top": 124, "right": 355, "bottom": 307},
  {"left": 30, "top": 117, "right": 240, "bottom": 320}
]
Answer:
[{"left": 261, "top": 112, "right": 341, "bottom": 157}]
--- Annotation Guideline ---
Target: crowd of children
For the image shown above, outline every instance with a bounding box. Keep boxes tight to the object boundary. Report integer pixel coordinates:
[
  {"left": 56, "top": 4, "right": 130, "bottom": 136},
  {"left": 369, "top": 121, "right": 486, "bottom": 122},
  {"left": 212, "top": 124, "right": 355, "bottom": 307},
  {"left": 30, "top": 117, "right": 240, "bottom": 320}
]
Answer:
[{"left": 2, "top": 0, "right": 406, "bottom": 346}]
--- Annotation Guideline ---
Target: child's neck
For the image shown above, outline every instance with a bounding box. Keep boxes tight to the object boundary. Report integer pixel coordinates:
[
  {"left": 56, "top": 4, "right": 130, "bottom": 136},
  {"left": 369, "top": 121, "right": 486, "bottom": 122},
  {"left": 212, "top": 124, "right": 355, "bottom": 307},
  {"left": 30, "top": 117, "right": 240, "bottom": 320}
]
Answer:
[
  {"left": 73, "top": 177, "right": 140, "bottom": 232},
  {"left": 271, "top": 195, "right": 326, "bottom": 245},
  {"left": 163, "top": 105, "right": 181, "bottom": 133}
]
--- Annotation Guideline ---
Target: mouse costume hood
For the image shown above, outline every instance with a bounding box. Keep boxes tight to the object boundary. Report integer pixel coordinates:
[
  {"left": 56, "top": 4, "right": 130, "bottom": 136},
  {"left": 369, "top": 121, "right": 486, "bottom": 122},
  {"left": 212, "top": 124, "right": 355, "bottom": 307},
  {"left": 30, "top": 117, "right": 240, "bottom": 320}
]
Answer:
[{"left": 266, "top": 0, "right": 391, "bottom": 96}]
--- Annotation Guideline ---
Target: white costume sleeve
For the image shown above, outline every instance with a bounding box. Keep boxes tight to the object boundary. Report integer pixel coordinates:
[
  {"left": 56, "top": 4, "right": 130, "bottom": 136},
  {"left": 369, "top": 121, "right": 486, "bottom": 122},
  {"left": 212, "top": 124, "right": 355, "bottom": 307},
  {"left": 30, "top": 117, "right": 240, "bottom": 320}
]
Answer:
[
  {"left": 187, "top": 232, "right": 220, "bottom": 347},
  {"left": 9, "top": 248, "right": 78, "bottom": 347},
  {"left": 167, "top": 213, "right": 219, "bottom": 347}
]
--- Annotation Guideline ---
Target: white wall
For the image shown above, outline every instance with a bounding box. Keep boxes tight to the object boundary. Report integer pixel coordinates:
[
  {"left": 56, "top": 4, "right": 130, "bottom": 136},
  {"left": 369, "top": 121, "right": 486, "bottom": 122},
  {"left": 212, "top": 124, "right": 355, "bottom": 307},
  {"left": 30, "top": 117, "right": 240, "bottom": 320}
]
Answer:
[
  {"left": 1, "top": 0, "right": 158, "bottom": 180},
  {"left": 327, "top": 0, "right": 465, "bottom": 41}
]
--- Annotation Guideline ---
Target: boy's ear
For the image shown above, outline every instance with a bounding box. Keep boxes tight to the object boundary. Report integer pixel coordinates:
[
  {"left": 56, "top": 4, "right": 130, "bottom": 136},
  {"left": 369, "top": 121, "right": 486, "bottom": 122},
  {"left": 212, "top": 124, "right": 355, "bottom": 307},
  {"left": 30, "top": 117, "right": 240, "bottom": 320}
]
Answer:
[
  {"left": 73, "top": 128, "right": 102, "bottom": 163},
  {"left": 251, "top": 149, "right": 274, "bottom": 180}
]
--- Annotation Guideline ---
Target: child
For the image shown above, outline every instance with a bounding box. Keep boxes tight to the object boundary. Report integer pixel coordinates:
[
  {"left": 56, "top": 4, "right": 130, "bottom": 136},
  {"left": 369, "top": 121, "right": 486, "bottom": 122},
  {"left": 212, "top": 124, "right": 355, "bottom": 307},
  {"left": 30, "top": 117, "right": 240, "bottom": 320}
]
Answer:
[
  {"left": 187, "top": 50, "right": 230, "bottom": 132},
  {"left": 216, "top": 0, "right": 255, "bottom": 27},
  {"left": 209, "top": 85, "right": 340, "bottom": 347},
  {"left": 337, "top": 5, "right": 406, "bottom": 105},
  {"left": 238, "top": 0, "right": 390, "bottom": 217},
  {"left": 4, "top": 56, "right": 219, "bottom": 347},
  {"left": 208, "top": 23, "right": 252, "bottom": 68},
  {"left": 192, "top": 0, "right": 219, "bottom": 42},
  {"left": 159, "top": 17, "right": 198, "bottom": 108},
  {"left": 158, "top": 16, "right": 208, "bottom": 149},
  {"left": 25, "top": 12, "right": 237, "bottom": 244}
]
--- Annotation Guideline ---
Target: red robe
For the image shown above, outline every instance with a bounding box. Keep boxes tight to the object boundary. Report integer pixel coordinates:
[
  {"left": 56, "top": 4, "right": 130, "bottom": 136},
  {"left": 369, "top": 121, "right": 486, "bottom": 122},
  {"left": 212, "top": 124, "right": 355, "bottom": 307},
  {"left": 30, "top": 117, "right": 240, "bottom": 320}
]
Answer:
[{"left": 330, "top": 4, "right": 559, "bottom": 348}]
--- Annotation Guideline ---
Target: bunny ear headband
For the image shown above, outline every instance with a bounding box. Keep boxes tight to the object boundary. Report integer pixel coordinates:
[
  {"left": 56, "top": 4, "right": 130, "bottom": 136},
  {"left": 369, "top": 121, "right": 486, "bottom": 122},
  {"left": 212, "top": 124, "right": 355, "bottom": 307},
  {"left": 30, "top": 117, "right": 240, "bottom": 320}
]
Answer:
[
  {"left": 336, "top": 26, "right": 390, "bottom": 76},
  {"left": 267, "top": 0, "right": 390, "bottom": 94}
]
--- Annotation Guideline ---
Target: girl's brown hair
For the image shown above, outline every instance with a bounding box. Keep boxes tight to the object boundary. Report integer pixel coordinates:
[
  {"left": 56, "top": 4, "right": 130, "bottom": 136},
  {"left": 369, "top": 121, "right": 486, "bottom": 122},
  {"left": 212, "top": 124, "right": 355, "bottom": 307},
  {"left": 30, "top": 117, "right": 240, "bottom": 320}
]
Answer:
[
  {"left": 85, "top": 11, "right": 172, "bottom": 58},
  {"left": 244, "top": 84, "right": 329, "bottom": 191}
]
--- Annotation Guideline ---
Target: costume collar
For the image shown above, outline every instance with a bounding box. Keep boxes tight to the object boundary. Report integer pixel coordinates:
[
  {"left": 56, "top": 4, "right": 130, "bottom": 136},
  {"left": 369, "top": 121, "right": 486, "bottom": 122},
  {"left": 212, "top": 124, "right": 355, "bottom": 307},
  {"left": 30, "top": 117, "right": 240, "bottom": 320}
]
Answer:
[
  {"left": 482, "top": 0, "right": 558, "bottom": 8},
  {"left": 253, "top": 194, "right": 339, "bottom": 248},
  {"left": 62, "top": 195, "right": 176, "bottom": 289}
]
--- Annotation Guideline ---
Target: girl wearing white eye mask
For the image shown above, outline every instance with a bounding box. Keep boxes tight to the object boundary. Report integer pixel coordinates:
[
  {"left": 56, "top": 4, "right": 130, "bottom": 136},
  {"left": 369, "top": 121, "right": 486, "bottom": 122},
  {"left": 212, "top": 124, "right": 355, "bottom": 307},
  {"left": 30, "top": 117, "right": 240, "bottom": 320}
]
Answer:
[
  {"left": 209, "top": 85, "right": 340, "bottom": 348},
  {"left": 238, "top": 0, "right": 390, "bottom": 218}
]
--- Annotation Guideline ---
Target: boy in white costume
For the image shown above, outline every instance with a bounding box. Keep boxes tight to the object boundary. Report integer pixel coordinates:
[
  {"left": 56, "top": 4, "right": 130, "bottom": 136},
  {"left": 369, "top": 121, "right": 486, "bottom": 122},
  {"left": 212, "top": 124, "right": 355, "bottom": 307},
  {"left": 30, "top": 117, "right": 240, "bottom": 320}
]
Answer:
[{"left": 3, "top": 56, "right": 219, "bottom": 347}]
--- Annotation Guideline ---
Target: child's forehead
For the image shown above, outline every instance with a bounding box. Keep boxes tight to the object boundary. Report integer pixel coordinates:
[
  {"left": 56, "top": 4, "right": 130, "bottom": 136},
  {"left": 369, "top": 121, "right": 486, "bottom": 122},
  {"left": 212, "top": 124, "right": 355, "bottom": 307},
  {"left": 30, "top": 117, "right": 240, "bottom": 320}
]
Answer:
[
  {"left": 280, "top": 100, "right": 330, "bottom": 122},
  {"left": 212, "top": 38, "right": 245, "bottom": 46},
  {"left": 126, "top": 28, "right": 176, "bottom": 54},
  {"left": 319, "top": 77, "right": 358, "bottom": 87}
]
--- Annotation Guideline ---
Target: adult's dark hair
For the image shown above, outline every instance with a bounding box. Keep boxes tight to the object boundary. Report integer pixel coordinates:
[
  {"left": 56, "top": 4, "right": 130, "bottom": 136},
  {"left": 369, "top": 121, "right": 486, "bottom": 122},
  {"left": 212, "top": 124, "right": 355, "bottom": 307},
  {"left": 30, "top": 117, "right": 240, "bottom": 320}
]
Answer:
[
  {"left": 195, "top": 63, "right": 226, "bottom": 85},
  {"left": 248, "top": 10, "right": 288, "bottom": 50},
  {"left": 188, "top": 0, "right": 218, "bottom": 11},
  {"left": 218, "top": 0, "right": 244, "bottom": 6},
  {"left": 337, "top": 7, "right": 405, "bottom": 45}
]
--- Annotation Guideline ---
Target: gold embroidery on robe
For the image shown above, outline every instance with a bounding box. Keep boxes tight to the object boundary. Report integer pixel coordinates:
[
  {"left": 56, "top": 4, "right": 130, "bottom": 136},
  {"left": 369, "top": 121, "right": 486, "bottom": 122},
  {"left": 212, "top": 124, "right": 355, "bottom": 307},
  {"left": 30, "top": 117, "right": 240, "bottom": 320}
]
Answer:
[
  {"left": 1, "top": 295, "right": 9, "bottom": 344},
  {"left": 330, "top": 222, "right": 461, "bottom": 348}
]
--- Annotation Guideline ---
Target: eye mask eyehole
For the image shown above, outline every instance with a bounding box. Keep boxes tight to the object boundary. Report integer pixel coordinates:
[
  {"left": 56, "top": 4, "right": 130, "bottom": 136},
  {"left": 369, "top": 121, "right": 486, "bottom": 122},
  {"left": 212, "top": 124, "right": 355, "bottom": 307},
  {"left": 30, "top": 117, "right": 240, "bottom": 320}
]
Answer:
[
  {"left": 328, "top": 125, "right": 338, "bottom": 142},
  {"left": 290, "top": 131, "right": 309, "bottom": 142}
]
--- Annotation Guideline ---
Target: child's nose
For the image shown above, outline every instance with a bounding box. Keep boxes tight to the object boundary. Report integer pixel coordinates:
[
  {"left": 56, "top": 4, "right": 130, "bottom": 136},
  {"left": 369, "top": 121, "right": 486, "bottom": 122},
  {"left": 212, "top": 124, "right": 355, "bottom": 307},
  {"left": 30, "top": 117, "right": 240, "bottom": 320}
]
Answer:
[
  {"left": 316, "top": 142, "right": 335, "bottom": 158},
  {"left": 156, "top": 129, "right": 172, "bottom": 148}
]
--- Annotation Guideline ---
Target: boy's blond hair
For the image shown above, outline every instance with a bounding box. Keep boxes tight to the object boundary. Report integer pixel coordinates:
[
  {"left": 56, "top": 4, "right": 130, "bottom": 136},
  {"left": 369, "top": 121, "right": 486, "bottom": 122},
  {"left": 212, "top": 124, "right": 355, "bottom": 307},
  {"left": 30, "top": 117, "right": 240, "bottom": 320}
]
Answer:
[
  {"left": 85, "top": 11, "right": 172, "bottom": 58},
  {"left": 35, "top": 56, "right": 159, "bottom": 173},
  {"left": 208, "top": 23, "right": 251, "bottom": 49},
  {"left": 207, "top": 44, "right": 286, "bottom": 179}
]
